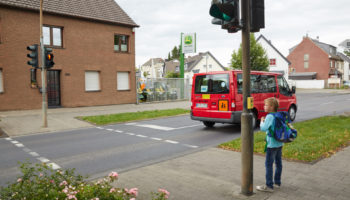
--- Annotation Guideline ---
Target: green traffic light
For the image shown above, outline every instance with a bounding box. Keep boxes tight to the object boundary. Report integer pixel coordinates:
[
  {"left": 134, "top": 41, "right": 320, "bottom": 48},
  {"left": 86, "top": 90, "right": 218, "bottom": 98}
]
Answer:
[{"left": 209, "top": 4, "right": 232, "bottom": 21}]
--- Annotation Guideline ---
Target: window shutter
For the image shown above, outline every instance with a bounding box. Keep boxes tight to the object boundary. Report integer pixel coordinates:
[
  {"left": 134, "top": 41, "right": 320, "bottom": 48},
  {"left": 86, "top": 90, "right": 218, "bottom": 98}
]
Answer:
[
  {"left": 0, "top": 69, "right": 3, "bottom": 92},
  {"left": 117, "top": 72, "right": 130, "bottom": 90},
  {"left": 85, "top": 71, "right": 100, "bottom": 91}
]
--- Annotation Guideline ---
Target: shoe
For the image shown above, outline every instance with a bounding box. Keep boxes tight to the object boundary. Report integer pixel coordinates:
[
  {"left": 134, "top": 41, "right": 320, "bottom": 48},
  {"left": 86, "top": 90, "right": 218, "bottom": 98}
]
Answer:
[
  {"left": 274, "top": 184, "right": 281, "bottom": 189},
  {"left": 256, "top": 185, "right": 274, "bottom": 192}
]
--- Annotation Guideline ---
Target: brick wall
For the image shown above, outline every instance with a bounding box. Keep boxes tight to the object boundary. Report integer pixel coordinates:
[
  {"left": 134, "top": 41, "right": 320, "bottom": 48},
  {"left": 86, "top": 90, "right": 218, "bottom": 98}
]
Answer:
[
  {"left": 287, "top": 37, "right": 330, "bottom": 80},
  {"left": 0, "top": 7, "right": 136, "bottom": 111}
]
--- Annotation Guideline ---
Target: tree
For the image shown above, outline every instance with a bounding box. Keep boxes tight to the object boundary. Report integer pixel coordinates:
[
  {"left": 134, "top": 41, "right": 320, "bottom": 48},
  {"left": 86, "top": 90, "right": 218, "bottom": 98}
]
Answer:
[
  {"left": 167, "top": 45, "right": 181, "bottom": 61},
  {"left": 231, "top": 34, "right": 269, "bottom": 71},
  {"left": 165, "top": 72, "right": 180, "bottom": 78},
  {"left": 344, "top": 50, "right": 350, "bottom": 57}
]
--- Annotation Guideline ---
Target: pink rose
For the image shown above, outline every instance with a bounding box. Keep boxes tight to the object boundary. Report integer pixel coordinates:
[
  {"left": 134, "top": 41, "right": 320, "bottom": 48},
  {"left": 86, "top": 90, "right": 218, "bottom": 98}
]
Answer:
[
  {"left": 158, "top": 188, "right": 170, "bottom": 199},
  {"left": 17, "top": 178, "right": 22, "bottom": 182},
  {"left": 128, "top": 188, "right": 138, "bottom": 197},
  {"left": 109, "top": 188, "right": 116, "bottom": 193},
  {"left": 60, "top": 181, "right": 68, "bottom": 186},
  {"left": 108, "top": 171, "right": 119, "bottom": 180}
]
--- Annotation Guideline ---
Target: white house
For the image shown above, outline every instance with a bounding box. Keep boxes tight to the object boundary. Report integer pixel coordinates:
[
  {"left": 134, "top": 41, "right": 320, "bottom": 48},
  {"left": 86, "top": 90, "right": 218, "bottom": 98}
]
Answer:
[
  {"left": 337, "top": 53, "right": 350, "bottom": 81},
  {"left": 140, "top": 58, "right": 164, "bottom": 78},
  {"left": 183, "top": 52, "right": 226, "bottom": 83},
  {"left": 257, "top": 35, "right": 291, "bottom": 80}
]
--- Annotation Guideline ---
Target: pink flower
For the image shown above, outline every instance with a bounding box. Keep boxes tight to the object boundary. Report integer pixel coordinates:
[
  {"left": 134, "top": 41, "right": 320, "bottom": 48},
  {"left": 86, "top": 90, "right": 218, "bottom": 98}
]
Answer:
[
  {"left": 60, "top": 181, "right": 68, "bottom": 186},
  {"left": 68, "top": 194, "right": 77, "bottom": 200},
  {"left": 50, "top": 180, "right": 55, "bottom": 184},
  {"left": 128, "top": 188, "right": 138, "bottom": 197},
  {"left": 109, "top": 188, "right": 116, "bottom": 193},
  {"left": 39, "top": 173, "right": 43, "bottom": 177},
  {"left": 62, "top": 187, "right": 68, "bottom": 193},
  {"left": 108, "top": 171, "right": 118, "bottom": 180},
  {"left": 158, "top": 188, "right": 170, "bottom": 199},
  {"left": 130, "top": 198, "right": 136, "bottom": 200},
  {"left": 17, "top": 178, "right": 22, "bottom": 183}
]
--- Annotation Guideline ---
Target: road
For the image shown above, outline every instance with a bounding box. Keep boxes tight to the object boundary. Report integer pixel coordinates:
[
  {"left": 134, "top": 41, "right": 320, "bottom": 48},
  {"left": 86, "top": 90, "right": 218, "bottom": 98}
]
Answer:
[{"left": 1, "top": 92, "right": 350, "bottom": 186}]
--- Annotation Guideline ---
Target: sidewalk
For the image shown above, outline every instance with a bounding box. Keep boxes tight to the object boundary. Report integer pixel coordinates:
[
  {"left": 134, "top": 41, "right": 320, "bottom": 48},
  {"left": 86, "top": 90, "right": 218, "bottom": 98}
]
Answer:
[
  {"left": 115, "top": 147, "right": 350, "bottom": 200},
  {"left": 0, "top": 101, "right": 190, "bottom": 137}
]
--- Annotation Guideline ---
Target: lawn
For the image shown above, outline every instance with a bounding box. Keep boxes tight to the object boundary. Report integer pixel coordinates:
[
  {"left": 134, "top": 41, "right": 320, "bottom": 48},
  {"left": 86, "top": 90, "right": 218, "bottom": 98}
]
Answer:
[
  {"left": 219, "top": 115, "right": 350, "bottom": 163},
  {"left": 79, "top": 108, "right": 190, "bottom": 125}
]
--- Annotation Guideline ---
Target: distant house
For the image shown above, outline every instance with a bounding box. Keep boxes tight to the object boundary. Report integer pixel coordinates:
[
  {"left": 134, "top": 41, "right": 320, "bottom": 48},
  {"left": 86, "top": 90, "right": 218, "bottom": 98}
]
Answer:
[
  {"left": 257, "top": 34, "right": 291, "bottom": 80},
  {"left": 339, "top": 39, "right": 350, "bottom": 51},
  {"left": 337, "top": 52, "right": 350, "bottom": 81},
  {"left": 163, "top": 59, "right": 180, "bottom": 77},
  {"left": 140, "top": 58, "right": 164, "bottom": 78},
  {"left": 168, "top": 52, "right": 225, "bottom": 82},
  {"left": 0, "top": 0, "right": 138, "bottom": 111},
  {"left": 287, "top": 36, "right": 344, "bottom": 84}
]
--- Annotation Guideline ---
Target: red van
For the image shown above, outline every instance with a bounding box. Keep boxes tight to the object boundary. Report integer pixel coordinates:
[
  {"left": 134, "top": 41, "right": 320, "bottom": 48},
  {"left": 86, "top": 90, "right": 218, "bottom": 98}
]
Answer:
[{"left": 190, "top": 70, "right": 297, "bottom": 128}]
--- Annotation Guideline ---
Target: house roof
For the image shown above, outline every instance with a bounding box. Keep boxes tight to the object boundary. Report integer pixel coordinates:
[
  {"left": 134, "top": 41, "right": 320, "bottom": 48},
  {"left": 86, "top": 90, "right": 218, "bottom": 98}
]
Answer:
[
  {"left": 141, "top": 58, "right": 164, "bottom": 66},
  {"left": 0, "top": 0, "right": 138, "bottom": 27},
  {"left": 185, "top": 51, "right": 225, "bottom": 72},
  {"left": 164, "top": 60, "right": 180, "bottom": 74},
  {"left": 256, "top": 34, "right": 291, "bottom": 65},
  {"left": 289, "top": 72, "right": 317, "bottom": 80}
]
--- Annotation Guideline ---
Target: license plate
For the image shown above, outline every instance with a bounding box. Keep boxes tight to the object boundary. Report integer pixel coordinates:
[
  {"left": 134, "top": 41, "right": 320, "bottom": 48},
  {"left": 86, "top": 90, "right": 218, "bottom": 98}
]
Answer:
[
  {"left": 196, "top": 103, "right": 208, "bottom": 108},
  {"left": 218, "top": 100, "right": 229, "bottom": 111}
]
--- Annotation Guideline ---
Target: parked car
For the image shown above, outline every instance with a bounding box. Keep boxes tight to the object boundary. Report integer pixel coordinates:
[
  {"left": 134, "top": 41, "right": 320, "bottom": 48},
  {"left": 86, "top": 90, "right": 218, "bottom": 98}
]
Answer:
[{"left": 190, "top": 70, "right": 297, "bottom": 128}]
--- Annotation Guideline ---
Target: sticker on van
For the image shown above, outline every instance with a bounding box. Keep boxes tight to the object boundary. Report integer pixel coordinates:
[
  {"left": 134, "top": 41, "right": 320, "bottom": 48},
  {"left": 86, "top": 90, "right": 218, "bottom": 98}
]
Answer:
[{"left": 201, "top": 86, "right": 208, "bottom": 92}]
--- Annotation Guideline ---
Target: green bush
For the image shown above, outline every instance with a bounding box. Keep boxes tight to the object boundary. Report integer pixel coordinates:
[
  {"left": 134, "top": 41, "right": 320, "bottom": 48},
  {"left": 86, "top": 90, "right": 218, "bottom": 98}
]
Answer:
[{"left": 0, "top": 162, "right": 169, "bottom": 200}]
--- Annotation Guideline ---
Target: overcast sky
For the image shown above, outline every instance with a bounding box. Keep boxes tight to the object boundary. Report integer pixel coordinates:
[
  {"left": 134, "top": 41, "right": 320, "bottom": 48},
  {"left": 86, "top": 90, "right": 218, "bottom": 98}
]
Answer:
[{"left": 116, "top": 0, "right": 350, "bottom": 67}]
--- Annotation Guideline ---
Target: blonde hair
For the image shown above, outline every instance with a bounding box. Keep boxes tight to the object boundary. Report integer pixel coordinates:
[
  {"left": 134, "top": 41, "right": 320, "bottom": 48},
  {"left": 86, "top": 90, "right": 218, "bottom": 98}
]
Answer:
[{"left": 264, "top": 97, "right": 279, "bottom": 112}]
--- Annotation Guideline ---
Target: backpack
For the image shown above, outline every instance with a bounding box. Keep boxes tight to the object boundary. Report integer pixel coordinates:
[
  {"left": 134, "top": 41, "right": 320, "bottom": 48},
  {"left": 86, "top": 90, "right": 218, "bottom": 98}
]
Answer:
[{"left": 268, "top": 111, "right": 297, "bottom": 143}]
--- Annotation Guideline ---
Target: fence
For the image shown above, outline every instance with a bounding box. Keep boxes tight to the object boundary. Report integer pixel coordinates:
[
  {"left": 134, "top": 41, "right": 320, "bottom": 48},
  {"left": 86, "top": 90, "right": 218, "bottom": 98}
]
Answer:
[{"left": 137, "top": 78, "right": 191, "bottom": 103}]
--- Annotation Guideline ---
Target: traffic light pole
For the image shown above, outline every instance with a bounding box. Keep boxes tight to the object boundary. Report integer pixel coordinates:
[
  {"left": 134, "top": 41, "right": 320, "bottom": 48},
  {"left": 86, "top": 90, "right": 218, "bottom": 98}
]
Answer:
[
  {"left": 180, "top": 33, "right": 185, "bottom": 99},
  {"left": 241, "top": 0, "right": 254, "bottom": 196},
  {"left": 40, "top": 0, "right": 48, "bottom": 128}
]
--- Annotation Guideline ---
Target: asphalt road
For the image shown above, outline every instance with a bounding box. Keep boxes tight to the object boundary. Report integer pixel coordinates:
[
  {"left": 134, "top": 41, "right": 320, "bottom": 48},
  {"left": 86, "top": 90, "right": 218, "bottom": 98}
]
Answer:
[{"left": 1, "top": 92, "right": 350, "bottom": 186}]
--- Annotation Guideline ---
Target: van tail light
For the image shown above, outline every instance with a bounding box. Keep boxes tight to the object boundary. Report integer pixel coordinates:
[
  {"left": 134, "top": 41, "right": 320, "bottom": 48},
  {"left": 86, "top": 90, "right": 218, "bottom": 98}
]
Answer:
[{"left": 231, "top": 102, "right": 236, "bottom": 108}]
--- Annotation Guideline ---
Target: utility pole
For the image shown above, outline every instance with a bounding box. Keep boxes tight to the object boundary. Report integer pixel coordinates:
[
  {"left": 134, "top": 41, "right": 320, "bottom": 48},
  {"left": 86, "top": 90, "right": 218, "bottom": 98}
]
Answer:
[
  {"left": 241, "top": 0, "right": 254, "bottom": 195},
  {"left": 40, "top": 0, "right": 48, "bottom": 127}
]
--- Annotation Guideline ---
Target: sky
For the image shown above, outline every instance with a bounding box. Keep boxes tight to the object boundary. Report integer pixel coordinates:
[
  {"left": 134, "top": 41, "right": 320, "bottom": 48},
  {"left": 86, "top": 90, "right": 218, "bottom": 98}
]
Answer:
[{"left": 116, "top": 0, "right": 350, "bottom": 68}]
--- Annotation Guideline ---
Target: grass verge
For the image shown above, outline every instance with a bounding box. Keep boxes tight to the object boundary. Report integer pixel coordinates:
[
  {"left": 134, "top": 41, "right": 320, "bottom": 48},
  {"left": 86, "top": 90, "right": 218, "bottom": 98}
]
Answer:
[
  {"left": 79, "top": 108, "right": 190, "bottom": 125},
  {"left": 219, "top": 115, "right": 350, "bottom": 163}
]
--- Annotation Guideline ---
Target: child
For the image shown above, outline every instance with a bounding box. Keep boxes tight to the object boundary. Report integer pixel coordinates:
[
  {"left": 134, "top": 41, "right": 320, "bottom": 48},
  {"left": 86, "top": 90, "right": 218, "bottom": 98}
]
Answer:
[{"left": 256, "top": 97, "right": 283, "bottom": 192}]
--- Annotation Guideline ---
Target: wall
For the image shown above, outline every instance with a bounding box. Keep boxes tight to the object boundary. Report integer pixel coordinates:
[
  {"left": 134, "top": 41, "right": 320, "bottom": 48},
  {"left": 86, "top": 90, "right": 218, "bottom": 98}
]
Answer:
[
  {"left": 0, "top": 7, "right": 136, "bottom": 110},
  {"left": 291, "top": 80, "right": 325, "bottom": 89}
]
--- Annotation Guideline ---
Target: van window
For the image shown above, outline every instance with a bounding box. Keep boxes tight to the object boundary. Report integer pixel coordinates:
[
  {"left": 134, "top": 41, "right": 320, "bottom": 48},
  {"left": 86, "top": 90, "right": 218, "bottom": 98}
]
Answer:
[
  {"left": 277, "top": 75, "right": 291, "bottom": 96},
  {"left": 237, "top": 74, "right": 276, "bottom": 94},
  {"left": 195, "top": 74, "right": 229, "bottom": 94}
]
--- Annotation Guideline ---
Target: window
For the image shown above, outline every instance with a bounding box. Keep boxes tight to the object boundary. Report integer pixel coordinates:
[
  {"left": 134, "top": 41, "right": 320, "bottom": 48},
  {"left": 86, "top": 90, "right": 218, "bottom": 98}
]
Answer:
[
  {"left": 195, "top": 74, "right": 229, "bottom": 94},
  {"left": 237, "top": 74, "right": 276, "bottom": 94},
  {"left": 114, "top": 35, "right": 129, "bottom": 52},
  {"left": 330, "top": 61, "right": 332, "bottom": 68},
  {"left": 85, "top": 71, "right": 100, "bottom": 91},
  {"left": 269, "top": 59, "right": 276, "bottom": 66},
  {"left": 277, "top": 75, "right": 291, "bottom": 96},
  {"left": 43, "top": 25, "right": 63, "bottom": 47},
  {"left": 304, "top": 54, "right": 309, "bottom": 69},
  {"left": 347, "top": 42, "right": 350, "bottom": 47},
  {"left": 0, "top": 69, "right": 3, "bottom": 93},
  {"left": 117, "top": 72, "right": 130, "bottom": 90}
]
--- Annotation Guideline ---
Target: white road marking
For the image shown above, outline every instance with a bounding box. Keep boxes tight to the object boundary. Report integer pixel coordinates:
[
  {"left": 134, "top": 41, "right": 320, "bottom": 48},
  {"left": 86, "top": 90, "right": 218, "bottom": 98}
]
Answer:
[
  {"left": 320, "top": 102, "right": 333, "bottom": 105},
  {"left": 173, "top": 124, "right": 202, "bottom": 130},
  {"left": 38, "top": 157, "right": 50, "bottom": 163},
  {"left": 165, "top": 140, "right": 179, "bottom": 144},
  {"left": 106, "top": 129, "right": 114, "bottom": 131},
  {"left": 29, "top": 152, "right": 40, "bottom": 157},
  {"left": 136, "top": 134, "right": 147, "bottom": 138},
  {"left": 11, "top": 141, "right": 19, "bottom": 144},
  {"left": 23, "top": 148, "right": 31, "bottom": 152},
  {"left": 150, "top": 137, "right": 162, "bottom": 141},
  {"left": 115, "top": 130, "right": 123, "bottom": 133},
  {"left": 15, "top": 143, "right": 24, "bottom": 147},
  {"left": 5, "top": 138, "right": 12, "bottom": 141},
  {"left": 183, "top": 144, "right": 199, "bottom": 148},
  {"left": 96, "top": 127, "right": 103, "bottom": 129},
  {"left": 48, "top": 163, "right": 61, "bottom": 170},
  {"left": 125, "top": 123, "right": 175, "bottom": 131},
  {"left": 126, "top": 132, "right": 135, "bottom": 136}
]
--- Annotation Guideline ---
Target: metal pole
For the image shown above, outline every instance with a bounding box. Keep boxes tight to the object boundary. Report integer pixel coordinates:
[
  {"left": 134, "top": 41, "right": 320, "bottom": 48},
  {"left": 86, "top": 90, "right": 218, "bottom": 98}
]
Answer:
[
  {"left": 241, "top": 0, "right": 254, "bottom": 196},
  {"left": 40, "top": 0, "right": 48, "bottom": 127},
  {"left": 180, "top": 33, "right": 185, "bottom": 99}
]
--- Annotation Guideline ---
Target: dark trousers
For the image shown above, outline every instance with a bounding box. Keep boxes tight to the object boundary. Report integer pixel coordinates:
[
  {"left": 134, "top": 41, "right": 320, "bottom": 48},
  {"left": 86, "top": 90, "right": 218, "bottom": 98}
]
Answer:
[{"left": 265, "top": 147, "right": 282, "bottom": 188}]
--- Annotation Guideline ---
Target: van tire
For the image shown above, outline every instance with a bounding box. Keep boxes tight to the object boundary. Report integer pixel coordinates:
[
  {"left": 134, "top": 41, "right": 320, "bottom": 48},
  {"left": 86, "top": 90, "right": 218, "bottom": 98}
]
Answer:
[
  {"left": 203, "top": 121, "right": 215, "bottom": 128},
  {"left": 288, "top": 106, "right": 296, "bottom": 121}
]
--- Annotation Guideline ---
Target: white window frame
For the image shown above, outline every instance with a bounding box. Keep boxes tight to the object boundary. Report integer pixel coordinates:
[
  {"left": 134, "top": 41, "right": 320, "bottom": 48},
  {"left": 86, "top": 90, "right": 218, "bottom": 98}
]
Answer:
[
  {"left": 85, "top": 71, "right": 100, "bottom": 91},
  {"left": 0, "top": 69, "right": 4, "bottom": 93},
  {"left": 117, "top": 72, "right": 130, "bottom": 91}
]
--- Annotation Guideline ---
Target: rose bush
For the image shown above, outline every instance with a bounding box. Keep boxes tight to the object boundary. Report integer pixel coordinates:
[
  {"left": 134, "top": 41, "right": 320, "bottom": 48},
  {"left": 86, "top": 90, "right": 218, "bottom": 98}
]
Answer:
[{"left": 0, "top": 162, "right": 169, "bottom": 200}]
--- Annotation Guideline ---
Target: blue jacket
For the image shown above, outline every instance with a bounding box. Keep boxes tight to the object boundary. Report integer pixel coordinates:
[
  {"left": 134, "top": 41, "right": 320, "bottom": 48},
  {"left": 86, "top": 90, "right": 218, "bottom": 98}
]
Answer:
[{"left": 260, "top": 114, "right": 283, "bottom": 148}]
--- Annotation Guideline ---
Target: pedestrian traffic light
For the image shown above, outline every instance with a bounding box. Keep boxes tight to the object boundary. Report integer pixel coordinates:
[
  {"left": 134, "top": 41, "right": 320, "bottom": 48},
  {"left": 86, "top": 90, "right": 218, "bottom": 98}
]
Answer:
[
  {"left": 27, "top": 44, "right": 38, "bottom": 68},
  {"left": 44, "top": 47, "right": 55, "bottom": 68},
  {"left": 250, "top": 0, "right": 265, "bottom": 32},
  {"left": 209, "top": 0, "right": 241, "bottom": 33}
]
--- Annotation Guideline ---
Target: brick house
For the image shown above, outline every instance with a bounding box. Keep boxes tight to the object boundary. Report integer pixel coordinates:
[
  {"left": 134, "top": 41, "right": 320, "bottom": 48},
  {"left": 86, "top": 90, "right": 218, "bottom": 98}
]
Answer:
[
  {"left": 287, "top": 36, "right": 343, "bottom": 82},
  {"left": 0, "top": 0, "right": 138, "bottom": 111}
]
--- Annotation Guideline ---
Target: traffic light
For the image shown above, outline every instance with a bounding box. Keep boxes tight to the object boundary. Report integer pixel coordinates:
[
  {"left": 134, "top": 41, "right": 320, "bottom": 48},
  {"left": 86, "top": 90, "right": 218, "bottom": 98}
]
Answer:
[
  {"left": 209, "top": 0, "right": 241, "bottom": 33},
  {"left": 27, "top": 44, "right": 38, "bottom": 68},
  {"left": 250, "top": 0, "right": 265, "bottom": 32},
  {"left": 44, "top": 47, "right": 55, "bottom": 68}
]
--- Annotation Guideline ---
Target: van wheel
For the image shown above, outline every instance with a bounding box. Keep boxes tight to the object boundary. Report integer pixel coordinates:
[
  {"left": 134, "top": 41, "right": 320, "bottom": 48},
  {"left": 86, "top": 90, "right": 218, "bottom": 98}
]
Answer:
[
  {"left": 288, "top": 106, "right": 296, "bottom": 121},
  {"left": 203, "top": 121, "right": 215, "bottom": 128}
]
